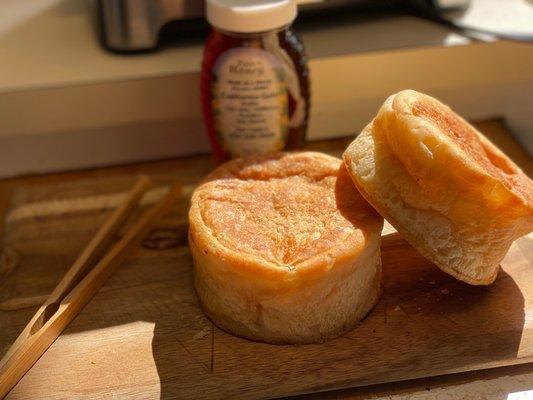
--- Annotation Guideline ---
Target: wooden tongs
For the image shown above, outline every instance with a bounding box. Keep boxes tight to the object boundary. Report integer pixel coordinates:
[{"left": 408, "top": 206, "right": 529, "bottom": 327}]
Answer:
[{"left": 0, "top": 176, "right": 181, "bottom": 398}]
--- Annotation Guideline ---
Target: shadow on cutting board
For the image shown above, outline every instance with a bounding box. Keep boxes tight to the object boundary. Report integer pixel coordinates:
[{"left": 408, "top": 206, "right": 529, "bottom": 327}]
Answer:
[
  {"left": 0, "top": 174, "right": 528, "bottom": 399},
  {"left": 149, "top": 235, "right": 528, "bottom": 399}
]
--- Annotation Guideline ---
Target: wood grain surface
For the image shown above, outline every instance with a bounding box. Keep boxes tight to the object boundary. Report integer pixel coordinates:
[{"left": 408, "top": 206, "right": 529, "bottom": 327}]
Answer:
[{"left": 0, "top": 122, "right": 531, "bottom": 400}]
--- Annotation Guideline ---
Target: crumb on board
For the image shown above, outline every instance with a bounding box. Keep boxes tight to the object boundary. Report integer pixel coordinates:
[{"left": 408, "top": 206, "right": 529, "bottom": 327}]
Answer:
[
  {"left": 394, "top": 305, "right": 401, "bottom": 311},
  {"left": 441, "top": 288, "right": 450, "bottom": 295},
  {"left": 193, "top": 327, "right": 211, "bottom": 340}
]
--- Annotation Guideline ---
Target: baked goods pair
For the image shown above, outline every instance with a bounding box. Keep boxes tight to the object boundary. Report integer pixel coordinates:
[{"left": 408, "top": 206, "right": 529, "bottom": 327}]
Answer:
[{"left": 189, "top": 90, "right": 533, "bottom": 344}]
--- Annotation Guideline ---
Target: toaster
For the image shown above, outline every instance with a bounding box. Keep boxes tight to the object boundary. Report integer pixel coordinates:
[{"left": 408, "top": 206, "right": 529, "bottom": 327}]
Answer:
[{"left": 98, "top": 0, "right": 470, "bottom": 52}]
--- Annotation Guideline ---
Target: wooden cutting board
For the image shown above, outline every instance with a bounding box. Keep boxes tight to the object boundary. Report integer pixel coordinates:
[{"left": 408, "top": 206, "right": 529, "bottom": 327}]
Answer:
[{"left": 0, "top": 151, "right": 532, "bottom": 400}]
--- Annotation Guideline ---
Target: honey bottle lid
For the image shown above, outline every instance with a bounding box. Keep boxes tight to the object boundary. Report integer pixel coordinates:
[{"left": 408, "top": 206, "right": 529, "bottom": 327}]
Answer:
[{"left": 206, "top": 0, "right": 297, "bottom": 33}]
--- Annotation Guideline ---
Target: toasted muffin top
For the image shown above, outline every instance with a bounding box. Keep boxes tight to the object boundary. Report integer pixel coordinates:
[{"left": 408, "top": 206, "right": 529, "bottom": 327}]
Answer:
[
  {"left": 190, "top": 152, "right": 383, "bottom": 270},
  {"left": 410, "top": 94, "right": 532, "bottom": 204},
  {"left": 378, "top": 90, "right": 533, "bottom": 213}
]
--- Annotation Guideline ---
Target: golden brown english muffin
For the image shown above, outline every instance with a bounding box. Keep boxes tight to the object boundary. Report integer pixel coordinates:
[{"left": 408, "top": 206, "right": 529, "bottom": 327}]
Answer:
[
  {"left": 189, "top": 152, "right": 384, "bottom": 344},
  {"left": 343, "top": 90, "right": 533, "bottom": 285}
]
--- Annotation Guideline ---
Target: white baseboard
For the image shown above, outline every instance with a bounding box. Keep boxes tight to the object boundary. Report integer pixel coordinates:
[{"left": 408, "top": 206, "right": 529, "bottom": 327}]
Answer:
[{"left": 0, "top": 119, "right": 208, "bottom": 178}]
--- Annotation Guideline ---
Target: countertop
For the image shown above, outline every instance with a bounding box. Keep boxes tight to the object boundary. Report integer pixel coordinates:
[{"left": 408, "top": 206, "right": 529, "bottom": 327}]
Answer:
[{"left": 0, "top": 0, "right": 471, "bottom": 94}]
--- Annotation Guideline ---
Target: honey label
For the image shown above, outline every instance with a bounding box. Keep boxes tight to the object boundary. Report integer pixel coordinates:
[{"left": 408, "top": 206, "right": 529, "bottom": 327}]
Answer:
[{"left": 212, "top": 48, "right": 288, "bottom": 157}]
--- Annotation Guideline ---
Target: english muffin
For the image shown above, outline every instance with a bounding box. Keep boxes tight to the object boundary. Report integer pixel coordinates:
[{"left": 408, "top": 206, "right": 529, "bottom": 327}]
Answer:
[
  {"left": 343, "top": 90, "right": 533, "bottom": 285},
  {"left": 189, "top": 152, "right": 384, "bottom": 344}
]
